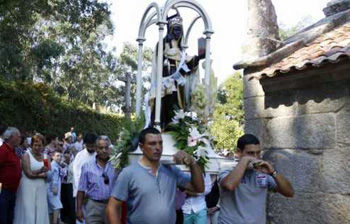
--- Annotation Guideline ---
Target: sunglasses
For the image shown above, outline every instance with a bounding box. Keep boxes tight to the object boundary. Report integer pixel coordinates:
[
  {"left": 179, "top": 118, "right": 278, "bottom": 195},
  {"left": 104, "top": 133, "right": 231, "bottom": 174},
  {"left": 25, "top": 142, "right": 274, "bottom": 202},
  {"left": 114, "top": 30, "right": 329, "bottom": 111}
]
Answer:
[{"left": 102, "top": 172, "right": 109, "bottom": 185}]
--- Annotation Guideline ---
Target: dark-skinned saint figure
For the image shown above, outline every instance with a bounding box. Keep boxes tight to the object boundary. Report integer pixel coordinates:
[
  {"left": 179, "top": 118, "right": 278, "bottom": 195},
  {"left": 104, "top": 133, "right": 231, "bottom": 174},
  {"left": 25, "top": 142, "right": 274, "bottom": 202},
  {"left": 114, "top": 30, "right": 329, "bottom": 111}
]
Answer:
[{"left": 148, "top": 12, "right": 205, "bottom": 129}]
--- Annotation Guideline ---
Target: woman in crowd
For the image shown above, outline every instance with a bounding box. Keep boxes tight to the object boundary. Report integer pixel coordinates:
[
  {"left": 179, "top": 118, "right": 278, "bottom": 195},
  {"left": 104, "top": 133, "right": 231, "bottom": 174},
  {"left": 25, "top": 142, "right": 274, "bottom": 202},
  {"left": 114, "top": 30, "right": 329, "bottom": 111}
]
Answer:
[
  {"left": 47, "top": 150, "right": 63, "bottom": 224},
  {"left": 14, "top": 133, "right": 50, "bottom": 224}
]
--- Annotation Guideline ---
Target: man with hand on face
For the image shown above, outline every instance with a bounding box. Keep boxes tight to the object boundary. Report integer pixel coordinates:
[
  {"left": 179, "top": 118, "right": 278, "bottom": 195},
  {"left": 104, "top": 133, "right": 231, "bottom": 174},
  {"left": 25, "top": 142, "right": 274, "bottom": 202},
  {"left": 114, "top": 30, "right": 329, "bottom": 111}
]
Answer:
[
  {"left": 107, "top": 127, "right": 204, "bottom": 224},
  {"left": 77, "top": 135, "right": 117, "bottom": 224},
  {"left": 218, "top": 134, "right": 294, "bottom": 224},
  {"left": 73, "top": 133, "right": 98, "bottom": 198}
]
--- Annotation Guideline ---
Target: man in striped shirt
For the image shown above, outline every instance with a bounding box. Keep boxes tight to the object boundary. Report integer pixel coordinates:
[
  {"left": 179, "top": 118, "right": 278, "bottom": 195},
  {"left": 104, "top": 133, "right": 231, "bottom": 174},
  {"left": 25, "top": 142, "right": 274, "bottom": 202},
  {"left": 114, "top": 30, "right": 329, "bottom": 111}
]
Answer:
[{"left": 77, "top": 135, "right": 117, "bottom": 224}]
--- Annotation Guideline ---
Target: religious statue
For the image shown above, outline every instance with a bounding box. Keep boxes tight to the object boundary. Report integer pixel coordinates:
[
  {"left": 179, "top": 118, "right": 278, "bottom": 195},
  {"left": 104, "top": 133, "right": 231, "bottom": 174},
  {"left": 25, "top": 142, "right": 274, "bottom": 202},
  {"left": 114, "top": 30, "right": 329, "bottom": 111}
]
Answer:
[{"left": 148, "top": 12, "right": 205, "bottom": 128}]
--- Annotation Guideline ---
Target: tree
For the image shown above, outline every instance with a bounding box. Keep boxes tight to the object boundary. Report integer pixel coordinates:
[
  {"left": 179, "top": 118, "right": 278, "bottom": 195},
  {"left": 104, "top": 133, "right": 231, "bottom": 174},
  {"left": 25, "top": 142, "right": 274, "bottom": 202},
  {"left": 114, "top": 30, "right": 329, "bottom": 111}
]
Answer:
[
  {"left": 0, "top": 0, "right": 119, "bottom": 108},
  {"left": 0, "top": 0, "right": 52, "bottom": 80},
  {"left": 114, "top": 42, "right": 153, "bottom": 113},
  {"left": 279, "top": 15, "right": 314, "bottom": 41},
  {"left": 0, "top": 1, "right": 153, "bottom": 113},
  {"left": 209, "top": 72, "right": 244, "bottom": 151}
]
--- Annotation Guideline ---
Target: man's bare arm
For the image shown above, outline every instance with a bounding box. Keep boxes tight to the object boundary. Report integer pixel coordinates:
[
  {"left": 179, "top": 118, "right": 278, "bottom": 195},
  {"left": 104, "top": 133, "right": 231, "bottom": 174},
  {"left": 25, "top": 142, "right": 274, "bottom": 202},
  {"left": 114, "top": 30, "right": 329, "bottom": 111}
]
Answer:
[
  {"left": 76, "top": 191, "right": 85, "bottom": 222},
  {"left": 106, "top": 197, "right": 123, "bottom": 224},
  {"left": 220, "top": 157, "right": 253, "bottom": 191},
  {"left": 272, "top": 173, "right": 294, "bottom": 197},
  {"left": 174, "top": 151, "right": 204, "bottom": 193},
  {"left": 185, "top": 162, "right": 204, "bottom": 193},
  {"left": 257, "top": 161, "right": 294, "bottom": 197}
]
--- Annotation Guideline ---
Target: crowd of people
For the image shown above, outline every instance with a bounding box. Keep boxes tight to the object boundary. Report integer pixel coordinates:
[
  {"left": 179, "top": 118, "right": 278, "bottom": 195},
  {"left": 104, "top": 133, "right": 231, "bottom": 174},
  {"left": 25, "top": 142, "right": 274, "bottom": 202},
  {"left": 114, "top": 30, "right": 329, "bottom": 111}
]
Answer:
[
  {"left": 0, "top": 124, "right": 294, "bottom": 224},
  {"left": 0, "top": 126, "right": 113, "bottom": 224}
]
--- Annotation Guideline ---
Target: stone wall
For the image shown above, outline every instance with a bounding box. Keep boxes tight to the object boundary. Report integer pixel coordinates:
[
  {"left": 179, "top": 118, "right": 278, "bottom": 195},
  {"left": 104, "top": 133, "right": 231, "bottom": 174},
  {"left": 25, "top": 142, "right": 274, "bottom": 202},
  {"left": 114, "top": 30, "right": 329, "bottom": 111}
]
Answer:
[{"left": 244, "top": 64, "right": 350, "bottom": 223}]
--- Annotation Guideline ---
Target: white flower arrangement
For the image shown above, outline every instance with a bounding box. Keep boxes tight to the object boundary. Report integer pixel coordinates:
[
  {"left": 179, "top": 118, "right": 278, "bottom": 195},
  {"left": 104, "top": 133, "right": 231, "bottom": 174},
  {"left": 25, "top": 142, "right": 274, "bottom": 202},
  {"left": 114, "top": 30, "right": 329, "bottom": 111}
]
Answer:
[{"left": 168, "top": 110, "right": 211, "bottom": 169}]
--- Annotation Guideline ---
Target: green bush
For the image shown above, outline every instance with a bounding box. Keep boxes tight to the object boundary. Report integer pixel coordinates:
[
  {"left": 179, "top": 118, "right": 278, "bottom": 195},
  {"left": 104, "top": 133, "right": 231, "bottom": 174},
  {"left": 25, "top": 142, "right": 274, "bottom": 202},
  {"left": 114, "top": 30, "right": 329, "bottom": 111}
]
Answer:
[{"left": 0, "top": 79, "right": 126, "bottom": 142}]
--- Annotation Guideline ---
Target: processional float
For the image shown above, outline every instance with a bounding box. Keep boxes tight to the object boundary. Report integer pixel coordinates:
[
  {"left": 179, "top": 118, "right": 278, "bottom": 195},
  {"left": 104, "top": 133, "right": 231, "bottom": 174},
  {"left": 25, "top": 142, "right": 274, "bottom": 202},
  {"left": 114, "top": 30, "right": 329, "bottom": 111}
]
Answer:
[{"left": 126, "top": 0, "right": 235, "bottom": 173}]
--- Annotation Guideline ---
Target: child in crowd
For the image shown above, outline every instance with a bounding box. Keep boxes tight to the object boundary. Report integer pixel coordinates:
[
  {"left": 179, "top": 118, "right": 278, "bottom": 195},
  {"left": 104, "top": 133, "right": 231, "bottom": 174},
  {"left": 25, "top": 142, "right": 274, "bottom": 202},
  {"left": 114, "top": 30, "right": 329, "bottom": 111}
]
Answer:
[{"left": 47, "top": 150, "right": 63, "bottom": 224}]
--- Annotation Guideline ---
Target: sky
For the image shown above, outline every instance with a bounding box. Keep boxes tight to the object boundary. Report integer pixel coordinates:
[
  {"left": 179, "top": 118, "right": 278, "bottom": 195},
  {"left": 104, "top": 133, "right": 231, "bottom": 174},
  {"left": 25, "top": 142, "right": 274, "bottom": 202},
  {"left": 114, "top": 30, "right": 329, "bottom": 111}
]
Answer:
[{"left": 107, "top": 0, "right": 330, "bottom": 84}]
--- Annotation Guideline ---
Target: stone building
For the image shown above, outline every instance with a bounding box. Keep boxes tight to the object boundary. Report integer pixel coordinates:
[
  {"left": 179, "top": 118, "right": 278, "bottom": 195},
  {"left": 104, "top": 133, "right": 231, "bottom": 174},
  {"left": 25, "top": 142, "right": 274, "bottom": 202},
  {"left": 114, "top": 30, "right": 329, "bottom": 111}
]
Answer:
[{"left": 234, "top": 0, "right": 350, "bottom": 223}]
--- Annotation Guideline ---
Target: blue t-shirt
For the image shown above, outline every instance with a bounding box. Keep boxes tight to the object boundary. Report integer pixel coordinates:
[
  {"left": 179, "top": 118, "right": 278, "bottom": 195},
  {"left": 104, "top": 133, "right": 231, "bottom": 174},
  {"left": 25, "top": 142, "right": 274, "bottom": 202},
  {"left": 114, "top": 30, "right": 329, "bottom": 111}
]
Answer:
[
  {"left": 111, "top": 163, "right": 190, "bottom": 224},
  {"left": 218, "top": 169, "right": 277, "bottom": 224}
]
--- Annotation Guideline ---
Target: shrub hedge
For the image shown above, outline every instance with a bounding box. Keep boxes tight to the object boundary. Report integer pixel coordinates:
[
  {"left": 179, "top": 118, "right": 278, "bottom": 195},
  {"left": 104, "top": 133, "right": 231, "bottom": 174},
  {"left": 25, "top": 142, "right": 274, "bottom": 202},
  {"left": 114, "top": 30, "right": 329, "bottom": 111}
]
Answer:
[{"left": 0, "top": 80, "right": 126, "bottom": 142}]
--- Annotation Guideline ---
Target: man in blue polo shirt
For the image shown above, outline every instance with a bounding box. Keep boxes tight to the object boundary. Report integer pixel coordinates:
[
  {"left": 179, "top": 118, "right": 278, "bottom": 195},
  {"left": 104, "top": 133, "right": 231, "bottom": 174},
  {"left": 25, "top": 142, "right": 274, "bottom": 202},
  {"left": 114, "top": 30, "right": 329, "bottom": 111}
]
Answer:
[
  {"left": 107, "top": 127, "right": 204, "bottom": 224},
  {"left": 218, "top": 134, "right": 294, "bottom": 224}
]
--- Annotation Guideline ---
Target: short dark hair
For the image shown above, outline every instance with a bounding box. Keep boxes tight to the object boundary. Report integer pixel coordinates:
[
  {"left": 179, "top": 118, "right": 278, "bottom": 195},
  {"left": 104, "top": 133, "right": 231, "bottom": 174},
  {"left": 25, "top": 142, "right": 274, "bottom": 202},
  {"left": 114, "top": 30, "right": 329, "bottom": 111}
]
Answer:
[
  {"left": 139, "top": 127, "right": 161, "bottom": 144},
  {"left": 84, "top": 133, "right": 97, "bottom": 144},
  {"left": 237, "top": 134, "right": 260, "bottom": 151}
]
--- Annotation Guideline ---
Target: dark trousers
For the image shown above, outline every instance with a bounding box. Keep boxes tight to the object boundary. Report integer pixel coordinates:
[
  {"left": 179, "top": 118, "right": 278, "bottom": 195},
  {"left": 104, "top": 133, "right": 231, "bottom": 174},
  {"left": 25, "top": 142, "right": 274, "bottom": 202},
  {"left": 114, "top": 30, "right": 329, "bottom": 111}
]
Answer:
[
  {"left": 176, "top": 209, "right": 184, "bottom": 224},
  {"left": 60, "top": 183, "right": 76, "bottom": 224},
  {"left": 0, "top": 189, "right": 16, "bottom": 224}
]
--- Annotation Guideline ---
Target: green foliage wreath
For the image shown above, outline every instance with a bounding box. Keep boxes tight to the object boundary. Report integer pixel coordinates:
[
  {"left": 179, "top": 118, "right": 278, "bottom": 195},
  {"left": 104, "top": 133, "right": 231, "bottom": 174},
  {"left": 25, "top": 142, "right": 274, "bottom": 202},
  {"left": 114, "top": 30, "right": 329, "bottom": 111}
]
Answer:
[{"left": 110, "top": 116, "right": 145, "bottom": 169}]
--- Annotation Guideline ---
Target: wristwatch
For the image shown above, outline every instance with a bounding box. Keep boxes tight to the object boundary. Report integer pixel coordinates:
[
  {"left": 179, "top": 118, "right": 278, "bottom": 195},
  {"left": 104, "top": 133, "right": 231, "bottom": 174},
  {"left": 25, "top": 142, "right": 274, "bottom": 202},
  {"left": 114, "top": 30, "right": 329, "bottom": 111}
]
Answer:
[{"left": 270, "top": 170, "right": 278, "bottom": 178}]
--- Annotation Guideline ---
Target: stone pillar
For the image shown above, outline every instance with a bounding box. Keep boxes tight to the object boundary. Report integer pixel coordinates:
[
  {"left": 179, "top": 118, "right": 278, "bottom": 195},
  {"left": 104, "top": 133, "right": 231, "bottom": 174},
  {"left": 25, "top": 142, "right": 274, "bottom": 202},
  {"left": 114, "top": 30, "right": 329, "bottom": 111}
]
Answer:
[
  {"left": 243, "top": 67, "right": 350, "bottom": 223},
  {"left": 246, "top": 0, "right": 281, "bottom": 59}
]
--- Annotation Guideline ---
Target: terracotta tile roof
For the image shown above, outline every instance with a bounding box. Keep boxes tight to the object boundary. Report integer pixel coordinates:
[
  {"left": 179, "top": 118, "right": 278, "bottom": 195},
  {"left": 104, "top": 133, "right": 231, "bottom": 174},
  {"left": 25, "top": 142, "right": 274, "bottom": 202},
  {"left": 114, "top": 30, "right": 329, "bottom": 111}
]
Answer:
[{"left": 259, "top": 23, "right": 350, "bottom": 78}]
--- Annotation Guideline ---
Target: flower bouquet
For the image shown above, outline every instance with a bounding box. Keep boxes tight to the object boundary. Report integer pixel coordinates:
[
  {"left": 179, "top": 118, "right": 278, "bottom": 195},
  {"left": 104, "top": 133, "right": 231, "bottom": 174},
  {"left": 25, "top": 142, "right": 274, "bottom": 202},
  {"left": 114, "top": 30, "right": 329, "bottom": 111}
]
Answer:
[{"left": 168, "top": 110, "right": 211, "bottom": 170}]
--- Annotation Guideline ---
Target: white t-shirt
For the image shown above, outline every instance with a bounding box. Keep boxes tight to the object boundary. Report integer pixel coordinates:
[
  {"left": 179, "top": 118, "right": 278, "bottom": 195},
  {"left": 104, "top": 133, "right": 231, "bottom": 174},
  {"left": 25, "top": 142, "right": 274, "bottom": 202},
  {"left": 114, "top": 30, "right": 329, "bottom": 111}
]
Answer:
[
  {"left": 74, "top": 140, "right": 83, "bottom": 152},
  {"left": 182, "top": 173, "right": 212, "bottom": 214},
  {"left": 72, "top": 148, "right": 96, "bottom": 197}
]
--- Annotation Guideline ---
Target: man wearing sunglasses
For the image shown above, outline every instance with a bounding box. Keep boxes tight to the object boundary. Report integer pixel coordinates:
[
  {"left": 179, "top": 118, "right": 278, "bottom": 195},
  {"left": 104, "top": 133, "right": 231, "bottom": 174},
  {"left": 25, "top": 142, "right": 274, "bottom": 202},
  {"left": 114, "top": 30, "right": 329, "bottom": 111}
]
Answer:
[
  {"left": 77, "top": 135, "right": 117, "bottom": 224},
  {"left": 107, "top": 127, "right": 204, "bottom": 224}
]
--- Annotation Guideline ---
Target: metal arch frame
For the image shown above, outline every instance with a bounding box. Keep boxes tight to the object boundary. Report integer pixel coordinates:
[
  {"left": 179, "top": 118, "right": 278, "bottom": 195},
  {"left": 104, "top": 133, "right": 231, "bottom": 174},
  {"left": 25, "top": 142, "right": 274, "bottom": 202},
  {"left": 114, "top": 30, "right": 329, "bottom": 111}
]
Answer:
[
  {"left": 162, "top": 0, "right": 213, "bottom": 34},
  {"left": 135, "top": 0, "right": 214, "bottom": 127},
  {"left": 182, "top": 15, "right": 201, "bottom": 49},
  {"left": 135, "top": 3, "right": 161, "bottom": 117},
  {"left": 137, "top": 3, "right": 161, "bottom": 40}
]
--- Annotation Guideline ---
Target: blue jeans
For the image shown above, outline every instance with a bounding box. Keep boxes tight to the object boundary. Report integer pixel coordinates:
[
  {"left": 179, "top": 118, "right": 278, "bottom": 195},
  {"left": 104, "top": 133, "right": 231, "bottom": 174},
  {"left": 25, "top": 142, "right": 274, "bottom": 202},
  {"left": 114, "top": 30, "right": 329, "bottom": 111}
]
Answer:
[
  {"left": 184, "top": 208, "right": 207, "bottom": 224},
  {"left": 0, "top": 189, "right": 17, "bottom": 224}
]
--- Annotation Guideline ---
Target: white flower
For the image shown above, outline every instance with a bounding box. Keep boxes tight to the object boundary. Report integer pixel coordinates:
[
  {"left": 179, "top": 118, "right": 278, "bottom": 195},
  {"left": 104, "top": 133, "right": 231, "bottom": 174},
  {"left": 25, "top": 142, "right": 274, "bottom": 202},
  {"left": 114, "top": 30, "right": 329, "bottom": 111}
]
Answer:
[
  {"left": 187, "top": 127, "right": 205, "bottom": 147},
  {"left": 176, "top": 110, "right": 185, "bottom": 119},
  {"left": 171, "top": 110, "right": 186, "bottom": 124},
  {"left": 189, "top": 127, "right": 202, "bottom": 139},
  {"left": 187, "top": 136, "right": 198, "bottom": 147},
  {"left": 193, "top": 146, "right": 207, "bottom": 161},
  {"left": 115, "top": 152, "right": 122, "bottom": 160}
]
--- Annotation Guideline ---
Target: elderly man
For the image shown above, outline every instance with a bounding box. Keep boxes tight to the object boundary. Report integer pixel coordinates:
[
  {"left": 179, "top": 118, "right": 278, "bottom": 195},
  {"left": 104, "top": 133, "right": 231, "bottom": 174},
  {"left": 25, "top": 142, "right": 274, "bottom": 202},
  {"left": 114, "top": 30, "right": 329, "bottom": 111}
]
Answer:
[
  {"left": 107, "top": 127, "right": 204, "bottom": 224},
  {"left": 0, "top": 127, "right": 21, "bottom": 224},
  {"left": 77, "top": 135, "right": 117, "bottom": 224},
  {"left": 218, "top": 134, "right": 294, "bottom": 224}
]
